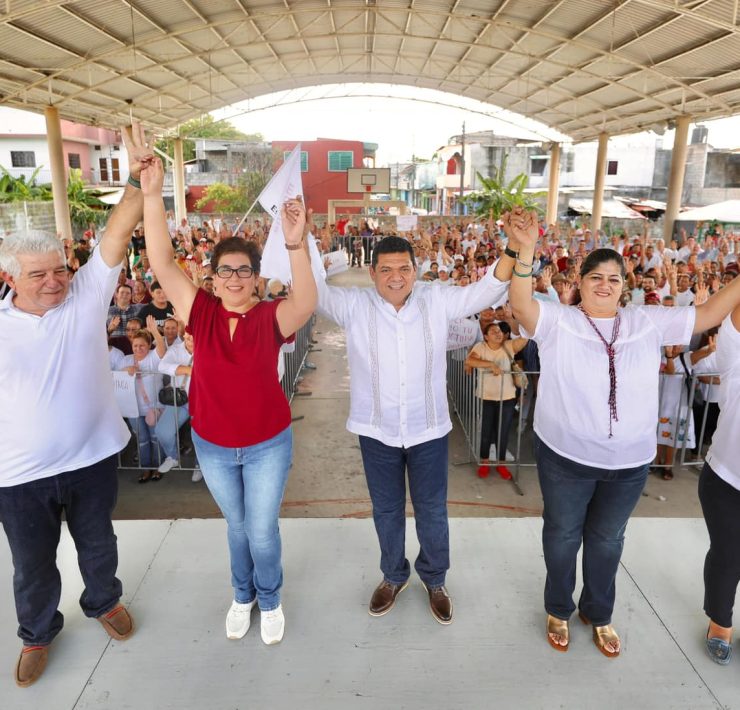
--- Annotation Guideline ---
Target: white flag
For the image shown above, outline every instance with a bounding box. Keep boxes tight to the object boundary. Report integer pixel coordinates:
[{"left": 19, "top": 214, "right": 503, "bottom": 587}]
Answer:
[{"left": 258, "top": 145, "right": 303, "bottom": 283}]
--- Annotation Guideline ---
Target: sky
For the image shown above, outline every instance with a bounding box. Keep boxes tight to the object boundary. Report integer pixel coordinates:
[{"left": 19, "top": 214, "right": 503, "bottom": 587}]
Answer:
[{"left": 212, "top": 83, "right": 740, "bottom": 166}]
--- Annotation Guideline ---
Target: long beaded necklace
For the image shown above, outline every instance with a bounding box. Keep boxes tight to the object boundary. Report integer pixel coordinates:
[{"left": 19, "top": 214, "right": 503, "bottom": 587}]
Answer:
[{"left": 578, "top": 305, "right": 621, "bottom": 438}]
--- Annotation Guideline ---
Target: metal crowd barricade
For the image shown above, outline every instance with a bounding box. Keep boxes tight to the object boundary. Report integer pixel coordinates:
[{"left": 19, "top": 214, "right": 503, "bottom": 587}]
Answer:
[
  {"left": 446, "top": 346, "right": 537, "bottom": 496},
  {"left": 447, "top": 352, "right": 722, "bottom": 491},
  {"left": 117, "top": 319, "right": 316, "bottom": 474},
  {"left": 678, "top": 371, "right": 721, "bottom": 471},
  {"left": 280, "top": 318, "right": 315, "bottom": 403}
]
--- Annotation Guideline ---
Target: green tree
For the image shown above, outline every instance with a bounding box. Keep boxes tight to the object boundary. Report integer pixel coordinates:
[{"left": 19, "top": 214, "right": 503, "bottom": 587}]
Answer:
[
  {"left": 460, "top": 154, "right": 545, "bottom": 220},
  {"left": 195, "top": 182, "right": 246, "bottom": 213},
  {"left": 155, "top": 115, "right": 263, "bottom": 162}
]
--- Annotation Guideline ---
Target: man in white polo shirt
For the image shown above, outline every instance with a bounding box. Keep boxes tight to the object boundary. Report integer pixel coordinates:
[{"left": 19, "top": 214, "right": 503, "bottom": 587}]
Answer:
[{"left": 0, "top": 123, "right": 152, "bottom": 688}]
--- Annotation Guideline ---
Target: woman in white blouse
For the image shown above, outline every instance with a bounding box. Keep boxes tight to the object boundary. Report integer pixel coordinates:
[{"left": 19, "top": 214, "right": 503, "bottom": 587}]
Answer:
[
  {"left": 700, "top": 305, "right": 740, "bottom": 666},
  {"left": 507, "top": 210, "right": 740, "bottom": 659},
  {"left": 120, "top": 330, "right": 163, "bottom": 483}
]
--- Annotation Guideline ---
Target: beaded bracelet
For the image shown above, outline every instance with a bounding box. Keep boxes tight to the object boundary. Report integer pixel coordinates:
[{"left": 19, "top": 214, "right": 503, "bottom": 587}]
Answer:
[
  {"left": 127, "top": 175, "right": 141, "bottom": 189},
  {"left": 516, "top": 257, "right": 534, "bottom": 268}
]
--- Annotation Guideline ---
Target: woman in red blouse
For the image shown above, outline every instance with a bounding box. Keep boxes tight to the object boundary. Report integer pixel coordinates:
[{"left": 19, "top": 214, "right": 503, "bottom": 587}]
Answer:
[{"left": 140, "top": 157, "right": 317, "bottom": 646}]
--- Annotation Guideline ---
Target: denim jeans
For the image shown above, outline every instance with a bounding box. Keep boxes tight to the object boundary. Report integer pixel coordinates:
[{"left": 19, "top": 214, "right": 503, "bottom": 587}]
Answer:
[
  {"left": 0, "top": 456, "right": 123, "bottom": 646},
  {"left": 698, "top": 463, "right": 740, "bottom": 628},
  {"left": 127, "top": 415, "right": 163, "bottom": 469},
  {"left": 535, "top": 435, "right": 648, "bottom": 625},
  {"left": 154, "top": 404, "right": 190, "bottom": 461},
  {"left": 192, "top": 426, "right": 292, "bottom": 611},
  {"left": 358, "top": 434, "right": 449, "bottom": 588}
]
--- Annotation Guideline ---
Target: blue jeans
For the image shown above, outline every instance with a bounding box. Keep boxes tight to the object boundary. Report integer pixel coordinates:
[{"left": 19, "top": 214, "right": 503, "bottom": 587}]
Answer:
[
  {"left": 535, "top": 435, "right": 648, "bottom": 625},
  {"left": 127, "top": 415, "right": 163, "bottom": 469},
  {"left": 154, "top": 404, "right": 190, "bottom": 461},
  {"left": 0, "top": 456, "right": 122, "bottom": 646},
  {"left": 358, "top": 434, "right": 449, "bottom": 588},
  {"left": 192, "top": 426, "right": 292, "bottom": 611}
]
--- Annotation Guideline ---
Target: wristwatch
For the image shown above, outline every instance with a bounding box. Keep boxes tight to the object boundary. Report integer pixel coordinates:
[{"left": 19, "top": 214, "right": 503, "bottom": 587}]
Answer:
[{"left": 504, "top": 246, "right": 519, "bottom": 259}]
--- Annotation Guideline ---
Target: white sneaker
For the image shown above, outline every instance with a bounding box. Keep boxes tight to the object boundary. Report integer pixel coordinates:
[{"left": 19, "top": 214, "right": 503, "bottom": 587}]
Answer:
[
  {"left": 157, "top": 456, "right": 178, "bottom": 474},
  {"left": 260, "top": 604, "right": 285, "bottom": 645},
  {"left": 225, "top": 599, "right": 256, "bottom": 639},
  {"left": 191, "top": 467, "right": 203, "bottom": 482}
]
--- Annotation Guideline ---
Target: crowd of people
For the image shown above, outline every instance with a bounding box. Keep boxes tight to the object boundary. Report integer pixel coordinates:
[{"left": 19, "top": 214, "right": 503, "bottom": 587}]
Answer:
[{"left": 1, "top": 122, "right": 739, "bottom": 688}]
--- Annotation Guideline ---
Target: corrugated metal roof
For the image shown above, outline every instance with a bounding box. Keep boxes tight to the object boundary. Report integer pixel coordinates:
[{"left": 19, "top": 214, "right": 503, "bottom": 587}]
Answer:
[{"left": 0, "top": 0, "right": 738, "bottom": 141}]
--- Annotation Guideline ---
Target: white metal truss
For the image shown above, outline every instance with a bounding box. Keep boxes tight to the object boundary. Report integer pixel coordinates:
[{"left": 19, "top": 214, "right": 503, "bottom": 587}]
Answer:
[{"left": 0, "top": 0, "right": 738, "bottom": 141}]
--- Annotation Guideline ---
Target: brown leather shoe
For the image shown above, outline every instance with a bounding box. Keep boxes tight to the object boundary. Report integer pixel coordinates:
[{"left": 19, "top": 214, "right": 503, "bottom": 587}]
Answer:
[
  {"left": 15, "top": 645, "right": 49, "bottom": 688},
  {"left": 424, "top": 584, "right": 453, "bottom": 625},
  {"left": 97, "top": 604, "right": 135, "bottom": 641},
  {"left": 368, "top": 579, "right": 409, "bottom": 617}
]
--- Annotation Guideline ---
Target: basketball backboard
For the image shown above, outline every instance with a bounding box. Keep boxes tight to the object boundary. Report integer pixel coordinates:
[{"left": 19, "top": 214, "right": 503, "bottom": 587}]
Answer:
[{"left": 347, "top": 168, "right": 391, "bottom": 194}]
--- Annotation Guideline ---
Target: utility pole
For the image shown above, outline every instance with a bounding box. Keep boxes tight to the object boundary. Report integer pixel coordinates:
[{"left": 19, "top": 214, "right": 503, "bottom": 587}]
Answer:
[{"left": 459, "top": 121, "right": 466, "bottom": 216}]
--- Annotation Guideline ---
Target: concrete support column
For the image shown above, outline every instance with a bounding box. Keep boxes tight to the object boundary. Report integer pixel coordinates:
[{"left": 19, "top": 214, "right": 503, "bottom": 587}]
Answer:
[
  {"left": 546, "top": 142, "right": 561, "bottom": 226},
  {"left": 663, "top": 115, "right": 692, "bottom": 243},
  {"left": 591, "top": 132, "right": 609, "bottom": 233},
  {"left": 173, "top": 138, "right": 187, "bottom": 224},
  {"left": 43, "top": 106, "right": 72, "bottom": 241}
]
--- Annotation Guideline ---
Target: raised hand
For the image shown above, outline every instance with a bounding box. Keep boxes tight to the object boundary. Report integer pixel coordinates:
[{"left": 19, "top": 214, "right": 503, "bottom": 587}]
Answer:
[
  {"left": 139, "top": 156, "right": 165, "bottom": 197},
  {"left": 281, "top": 196, "right": 307, "bottom": 245},
  {"left": 146, "top": 314, "right": 159, "bottom": 335},
  {"left": 706, "top": 334, "right": 717, "bottom": 353},
  {"left": 694, "top": 284, "right": 710, "bottom": 306},
  {"left": 121, "top": 122, "right": 154, "bottom": 179}
]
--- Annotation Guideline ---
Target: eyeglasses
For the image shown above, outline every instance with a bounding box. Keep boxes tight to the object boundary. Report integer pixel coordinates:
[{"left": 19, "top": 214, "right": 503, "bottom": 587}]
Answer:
[{"left": 214, "top": 265, "right": 255, "bottom": 279}]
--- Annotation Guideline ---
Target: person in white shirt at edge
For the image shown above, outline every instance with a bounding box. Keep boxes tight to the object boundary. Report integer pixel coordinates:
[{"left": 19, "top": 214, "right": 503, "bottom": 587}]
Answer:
[
  {"left": 0, "top": 123, "right": 152, "bottom": 688},
  {"left": 309, "top": 231, "right": 517, "bottom": 625},
  {"left": 155, "top": 330, "right": 202, "bottom": 482},
  {"left": 120, "top": 329, "right": 163, "bottom": 483},
  {"left": 506, "top": 209, "right": 740, "bottom": 659},
  {"left": 699, "top": 309, "right": 740, "bottom": 667}
]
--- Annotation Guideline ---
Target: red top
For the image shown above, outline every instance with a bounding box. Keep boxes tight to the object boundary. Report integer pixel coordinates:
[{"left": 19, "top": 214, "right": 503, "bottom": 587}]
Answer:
[{"left": 188, "top": 289, "right": 293, "bottom": 447}]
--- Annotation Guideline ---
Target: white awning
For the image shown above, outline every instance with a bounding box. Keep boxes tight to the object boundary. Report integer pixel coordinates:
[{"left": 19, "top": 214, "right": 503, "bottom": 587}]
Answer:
[
  {"left": 569, "top": 198, "right": 646, "bottom": 220},
  {"left": 675, "top": 200, "right": 740, "bottom": 223}
]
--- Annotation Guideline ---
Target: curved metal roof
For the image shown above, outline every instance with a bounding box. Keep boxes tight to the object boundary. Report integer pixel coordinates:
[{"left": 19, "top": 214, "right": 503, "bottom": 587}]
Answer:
[{"left": 1, "top": 0, "right": 739, "bottom": 141}]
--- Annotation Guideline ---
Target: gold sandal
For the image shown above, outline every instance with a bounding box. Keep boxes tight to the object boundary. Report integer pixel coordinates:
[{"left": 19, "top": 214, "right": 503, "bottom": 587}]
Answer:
[
  {"left": 546, "top": 614, "right": 569, "bottom": 652},
  {"left": 579, "top": 612, "right": 620, "bottom": 658}
]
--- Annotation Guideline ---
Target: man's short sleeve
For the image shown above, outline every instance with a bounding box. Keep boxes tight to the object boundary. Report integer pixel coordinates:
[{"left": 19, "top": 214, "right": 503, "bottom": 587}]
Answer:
[{"left": 71, "top": 247, "right": 121, "bottom": 313}]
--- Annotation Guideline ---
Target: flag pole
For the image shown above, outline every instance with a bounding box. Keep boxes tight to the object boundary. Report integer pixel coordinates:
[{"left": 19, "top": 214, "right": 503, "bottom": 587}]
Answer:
[{"left": 232, "top": 195, "right": 261, "bottom": 236}]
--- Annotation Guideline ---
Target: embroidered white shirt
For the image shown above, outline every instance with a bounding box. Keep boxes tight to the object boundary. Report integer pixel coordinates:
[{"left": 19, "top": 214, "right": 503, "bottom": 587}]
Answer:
[{"left": 314, "top": 260, "right": 509, "bottom": 447}]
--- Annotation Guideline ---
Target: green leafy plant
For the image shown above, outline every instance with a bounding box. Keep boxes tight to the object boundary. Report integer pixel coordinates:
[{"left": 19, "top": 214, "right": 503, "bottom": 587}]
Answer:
[
  {"left": 66, "top": 169, "right": 109, "bottom": 228},
  {"left": 460, "top": 154, "right": 545, "bottom": 220},
  {"left": 0, "top": 166, "right": 52, "bottom": 203}
]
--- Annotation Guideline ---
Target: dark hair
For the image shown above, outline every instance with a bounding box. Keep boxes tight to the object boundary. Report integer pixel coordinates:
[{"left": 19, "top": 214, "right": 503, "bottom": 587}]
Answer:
[
  {"left": 150, "top": 281, "right": 162, "bottom": 292},
  {"left": 580, "top": 248, "right": 626, "bottom": 280},
  {"left": 126, "top": 317, "right": 143, "bottom": 329},
  {"left": 211, "top": 237, "right": 262, "bottom": 273},
  {"left": 117, "top": 283, "right": 132, "bottom": 294},
  {"left": 483, "top": 321, "right": 511, "bottom": 338},
  {"left": 371, "top": 236, "right": 415, "bottom": 268}
]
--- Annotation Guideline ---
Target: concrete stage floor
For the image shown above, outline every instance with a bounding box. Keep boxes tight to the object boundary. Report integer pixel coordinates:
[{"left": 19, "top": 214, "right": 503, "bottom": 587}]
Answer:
[{"left": 0, "top": 517, "right": 733, "bottom": 710}]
